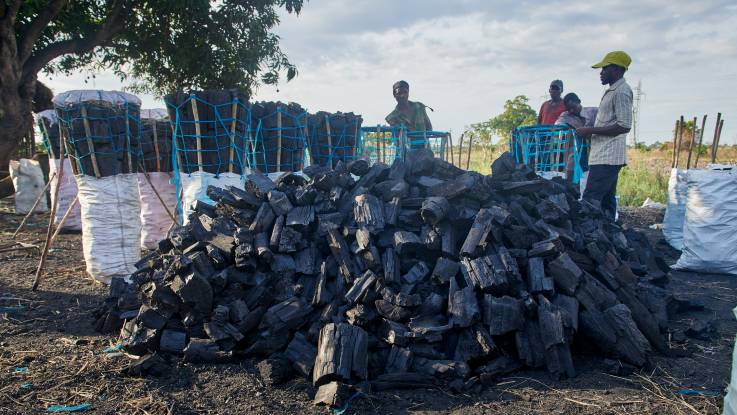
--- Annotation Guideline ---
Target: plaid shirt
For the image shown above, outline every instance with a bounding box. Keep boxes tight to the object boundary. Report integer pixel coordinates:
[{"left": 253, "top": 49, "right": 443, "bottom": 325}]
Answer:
[{"left": 589, "top": 78, "right": 632, "bottom": 165}]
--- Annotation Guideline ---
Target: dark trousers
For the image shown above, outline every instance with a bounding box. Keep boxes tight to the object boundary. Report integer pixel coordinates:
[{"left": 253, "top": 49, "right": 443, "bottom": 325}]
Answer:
[{"left": 583, "top": 164, "right": 623, "bottom": 221}]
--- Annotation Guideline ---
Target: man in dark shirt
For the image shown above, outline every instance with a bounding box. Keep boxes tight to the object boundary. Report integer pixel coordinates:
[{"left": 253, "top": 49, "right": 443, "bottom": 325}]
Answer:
[
  {"left": 538, "top": 80, "right": 566, "bottom": 125},
  {"left": 386, "top": 80, "right": 433, "bottom": 132}
]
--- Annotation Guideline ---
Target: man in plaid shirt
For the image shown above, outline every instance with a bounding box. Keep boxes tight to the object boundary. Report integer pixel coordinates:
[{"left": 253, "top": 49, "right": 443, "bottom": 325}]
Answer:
[{"left": 576, "top": 51, "right": 633, "bottom": 221}]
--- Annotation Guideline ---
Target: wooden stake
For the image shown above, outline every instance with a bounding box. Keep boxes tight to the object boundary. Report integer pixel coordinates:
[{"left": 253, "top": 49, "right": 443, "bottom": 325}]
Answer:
[
  {"left": 710, "top": 112, "right": 722, "bottom": 164},
  {"left": 11, "top": 172, "right": 56, "bottom": 238},
  {"left": 694, "top": 115, "right": 707, "bottom": 169},
  {"left": 39, "top": 118, "right": 55, "bottom": 159},
  {"left": 670, "top": 119, "right": 679, "bottom": 168},
  {"left": 228, "top": 101, "right": 238, "bottom": 173},
  {"left": 49, "top": 195, "right": 79, "bottom": 246},
  {"left": 448, "top": 133, "right": 455, "bottom": 166},
  {"left": 276, "top": 109, "right": 283, "bottom": 172},
  {"left": 32, "top": 132, "right": 67, "bottom": 291},
  {"left": 466, "top": 133, "right": 473, "bottom": 170},
  {"left": 686, "top": 117, "right": 697, "bottom": 169},
  {"left": 152, "top": 119, "right": 161, "bottom": 172},
  {"left": 377, "top": 126, "right": 383, "bottom": 163},
  {"left": 190, "top": 96, "right": 203, "bottom": 172},
  {"left": 674, "top": 116, "right": 684, "bottom": 168},
  {"left": 457, "top": 133, "right": 464, "bottom": 166},
  {"left": 80, "top": 106, "right": 101, "bottom": 178},
  {"left": 125, "top": 106, "right": 133, "bottom": 174},
  {"left": 325, "top": 115, "right": 333, "bottom": 167},
  {"left": 714, "top": 119, "right": 725, "bottom": 163}
]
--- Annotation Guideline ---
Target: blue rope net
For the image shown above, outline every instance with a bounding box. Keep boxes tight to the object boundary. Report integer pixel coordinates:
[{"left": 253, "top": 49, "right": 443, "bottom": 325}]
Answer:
[
  {"left": 37, "top": 114, "right": 63, "bottom": 159},
  {"left": 359, "top": 126, "right": 452, "bottom": 165},
  {"left": 307, "top": 112, "right": 363, "bottom": 168},
  {"left": 510, "top": 125, "right": 585, "bottom": 183},
  {"left": 250, "top": 102, "right": 308, "bottom": 173},
  {"left": 55, "top": 97, "right": 141, "bottom": 177},
  {"left": 166, "top": 92, "right": 252, "bottom": 176}
]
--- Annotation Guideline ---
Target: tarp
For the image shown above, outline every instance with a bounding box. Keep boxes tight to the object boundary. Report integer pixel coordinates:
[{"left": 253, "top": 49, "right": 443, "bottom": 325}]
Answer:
[
  {"left": 53, "top": 90, "right": 141, "bottom": 107},
  {"left": 674, "top": 168, "right": 737, "bottom": 275},
  {"left": 77, "top": 174, "right": 141, "bottom": 284}
]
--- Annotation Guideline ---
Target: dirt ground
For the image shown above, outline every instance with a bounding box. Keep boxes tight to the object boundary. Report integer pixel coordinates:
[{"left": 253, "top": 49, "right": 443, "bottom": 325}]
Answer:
[{"left": 0, "top": 201, "right": 734, "bottom": 415}]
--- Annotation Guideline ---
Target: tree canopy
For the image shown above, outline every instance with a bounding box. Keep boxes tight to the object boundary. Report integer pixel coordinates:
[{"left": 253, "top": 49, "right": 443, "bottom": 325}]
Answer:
[
  {"left": 9, "top": 0, "right": 304, "bottom": 95},
  {"left": 465, "top": 95, "right": 537, "bottom": 147}
]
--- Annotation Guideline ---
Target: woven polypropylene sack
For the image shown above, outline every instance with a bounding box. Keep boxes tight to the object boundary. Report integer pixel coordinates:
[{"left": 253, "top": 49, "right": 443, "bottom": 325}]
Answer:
[
  {"left": 674, "top": 168, "right": 737, "bottom": 275},
  {"left": 9, "top": 159, "right": 48, "bottom": 214},
  {"left": 662, "top": 168, "right": 687, "bottom": 250},
  {"left": 179, "top": 171, "right": 244, "bottom": 224},
  {"left": 725, "top": 307, "right": 737, "bottom": 415},
  {"left": 49, "top": 158, "right": 81, "bottom": 230},
  {"left": 138, "top": 173, "right": 176, "bottom": 250},
  {"left": 77, "top": 174, "right": 141, "bottom": 284}
]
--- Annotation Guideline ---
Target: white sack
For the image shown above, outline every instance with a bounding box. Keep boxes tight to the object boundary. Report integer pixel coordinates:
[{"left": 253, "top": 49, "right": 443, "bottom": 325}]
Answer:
[
  {"left": 674, "top": 168, "right": 737, "bottom": 275},
  {"left": 77, "top": 174, "right": 141, "bottom": 284},
  {"left": 179, "top": 171, "right": 244, "bottom": 224},
  {"left": 48, "top": 158, "right": 81, "bottom": 230},
  {"left": 662, "top": 168, "right": 687, "bottom": 250},
  {"left": 9, "top": 159, "right": 48, "bottom": 214},
  {"left": 724, "top": 307, "right": 737, "bottom": 415},
  {"left": 138, "top": 173, "right": 177, "bottom": 250}
]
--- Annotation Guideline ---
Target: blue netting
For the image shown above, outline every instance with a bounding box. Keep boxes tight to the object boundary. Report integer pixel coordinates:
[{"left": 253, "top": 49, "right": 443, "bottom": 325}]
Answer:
[
  {"left": 358, "top": 126, "right": 452, "bottom": 165},
  {"left": 166, "top": 93, "right": 252, "bottom": 175},
  {"left": 37, "top": 114, "right": 64, "bottom": 159},
  {"left": 55, "top": 98, "right": 141, "bottom": 177},
  {"left": 250, "top": 103, "right": 308, "bottom": 173},
  {"left": 510, "top": 125, "right": 585, "bottom": 183},
  {"left": 307, "top": 112, "right": 363, "bottom": 168}
]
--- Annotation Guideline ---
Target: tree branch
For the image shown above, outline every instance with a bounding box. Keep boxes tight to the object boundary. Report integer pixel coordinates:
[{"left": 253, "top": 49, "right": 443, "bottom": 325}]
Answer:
[
  {"left": 21, "top": 0, "right": 127, "bottom": 81},
  {"left": 1, "top": 1, "right": 22, "bottom": 23},
  {"left": 17, "top": 0, "right": 68, "bottom": 63}
]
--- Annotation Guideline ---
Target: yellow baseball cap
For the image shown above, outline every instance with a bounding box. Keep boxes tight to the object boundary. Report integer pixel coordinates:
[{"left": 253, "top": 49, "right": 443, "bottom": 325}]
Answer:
[{"left": 591, "top": 51, "right": 632, "bottom": 70}]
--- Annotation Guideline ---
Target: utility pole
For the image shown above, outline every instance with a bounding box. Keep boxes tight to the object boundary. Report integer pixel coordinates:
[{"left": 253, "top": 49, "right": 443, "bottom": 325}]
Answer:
[{"left": 631, "top": 80, "right": 644, "bottom": 147}]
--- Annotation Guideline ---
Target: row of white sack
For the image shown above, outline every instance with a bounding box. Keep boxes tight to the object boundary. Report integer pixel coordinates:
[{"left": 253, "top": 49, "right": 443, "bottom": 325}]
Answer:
[{"left": 662, "top": 166, "right": 737, "bottom": 275}]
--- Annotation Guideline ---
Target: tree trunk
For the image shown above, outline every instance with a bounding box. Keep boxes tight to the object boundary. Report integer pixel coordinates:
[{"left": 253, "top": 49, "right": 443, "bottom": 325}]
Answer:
[{"left": 0, "top": 78, "right": 36, "bottom": 198}]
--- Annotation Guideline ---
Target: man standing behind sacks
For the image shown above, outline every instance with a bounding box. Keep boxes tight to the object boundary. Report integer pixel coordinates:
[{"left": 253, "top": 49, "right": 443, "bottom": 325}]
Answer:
[{"left": 575, "top": 51, "right": 633, "bottom": 221}]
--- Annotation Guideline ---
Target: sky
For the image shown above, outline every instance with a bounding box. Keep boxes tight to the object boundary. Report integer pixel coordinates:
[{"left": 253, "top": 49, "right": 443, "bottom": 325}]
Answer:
[{"left": 40, "top": 0, "right": 737, "bottom": 146}]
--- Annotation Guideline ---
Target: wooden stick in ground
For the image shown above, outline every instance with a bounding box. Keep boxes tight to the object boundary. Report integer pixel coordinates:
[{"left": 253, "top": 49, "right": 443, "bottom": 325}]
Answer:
[
  {"left": 694, "top": 115, "right": 707, "bottom": 168},
  {"left": 190, "top": 96, "right": 203, "bottom": 172},
  {"left": 276, "top": 109, "right": 283, "bottom": 171},
  {"left": 228, "top": 101, "right": 238, "bottom": 173},
  {"left": 325, "top": 115, "right": 333, "bottom": 167},
  {"left": 457, "top": 133, "right": 464, "bottom": 166},
  {"left": 80, "top": 106, "right": 101, "bottom": 178},
  {"left": 152, "top": 119, "right": 161, "bottom": 172},
  {"left": 714, "top": 119, "right": 725, "bottom": 163},
  {"left": 11, "top": 172, "right": 57, "bottom": 238},
  {"left": 466, "top": 133, "right": 473, "bottom": 170},
  {"left": 670, "top": 119, "right": 679, "bottom": 168},
  {"left": 674, "top": 116, "right": 684, "bottom": 168},
  {"left": 448, "top": 133, "right": 455, "bottom": 166},
  {"left": 32, "top": 135, "right": 67, "bottom": 291},
  {"left": 710, "top": 112, "right": 722, "bottom": 164},
  {"left": 686, "top": 116, "right": 697, "bottom": 169},
  {"left": 49, "top": 195, "right": 79, "bottom": 246}
]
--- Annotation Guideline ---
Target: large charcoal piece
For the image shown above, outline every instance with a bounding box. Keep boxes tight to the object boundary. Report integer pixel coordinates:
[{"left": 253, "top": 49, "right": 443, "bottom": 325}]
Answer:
[
  {"left": 165, "top": 90, "right": 250, "bottom": 174},
  {"left": 140, "top": 112, "right": 173, "bottom": 172},
  {"left": 308, "top": 111, "right": 363, "bottom": 168},
  {"left": 100, "top": 150, "right": 672, "bottom": 400},
  {"left": 251, "top": 101, "right": 307, "bottom": 173},
  {"left": 54, "top": 90, "right": 142, "bottom": 177}
]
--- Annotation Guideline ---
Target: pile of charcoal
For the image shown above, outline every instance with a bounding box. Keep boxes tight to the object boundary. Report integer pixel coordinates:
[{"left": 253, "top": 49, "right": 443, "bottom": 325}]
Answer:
[
  {"left": 96, "top": 150, "right": 678, "bottom": 404},
  {"left": 307, "top": 111, "right": 363, "bottom": 168}
]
